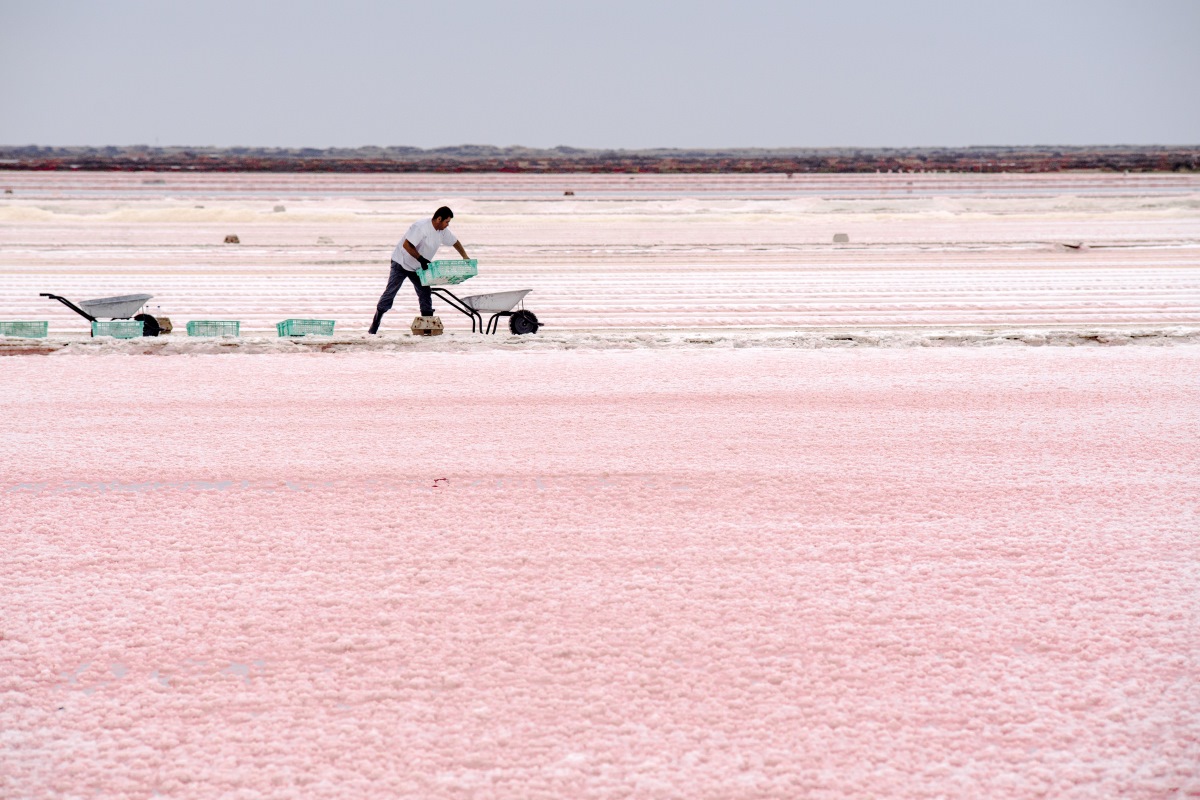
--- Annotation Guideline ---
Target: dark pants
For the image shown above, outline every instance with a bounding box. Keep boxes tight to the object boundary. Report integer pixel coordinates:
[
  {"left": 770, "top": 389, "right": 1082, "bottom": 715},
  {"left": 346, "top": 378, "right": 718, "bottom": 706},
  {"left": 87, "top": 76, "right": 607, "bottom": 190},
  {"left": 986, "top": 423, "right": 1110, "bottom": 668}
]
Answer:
[{"left": 376, "top": 260, "right": 433, "bottom": 317}]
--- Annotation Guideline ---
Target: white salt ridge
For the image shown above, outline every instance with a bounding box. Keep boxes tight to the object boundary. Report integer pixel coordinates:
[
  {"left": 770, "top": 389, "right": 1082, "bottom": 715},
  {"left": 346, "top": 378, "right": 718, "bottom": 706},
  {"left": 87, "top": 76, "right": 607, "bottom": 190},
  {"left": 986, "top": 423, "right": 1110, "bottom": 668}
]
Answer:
[{"left": 5, "top": 326, "right": 1199, "bottom": 355}]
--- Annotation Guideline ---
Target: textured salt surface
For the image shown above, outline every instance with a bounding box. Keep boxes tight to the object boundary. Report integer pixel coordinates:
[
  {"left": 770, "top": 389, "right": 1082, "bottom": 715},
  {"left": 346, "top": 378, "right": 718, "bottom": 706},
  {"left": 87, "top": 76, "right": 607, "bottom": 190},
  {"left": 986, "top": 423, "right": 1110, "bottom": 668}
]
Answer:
[
  {"left": 4, "top": 325, "right": 1200, "bottom": 357},
  {"left": 2, "top": 348, "right": 1198, "bottom": 798},
  {"left": 2, "top": 172, "right": 1199, "bottom": 333}
]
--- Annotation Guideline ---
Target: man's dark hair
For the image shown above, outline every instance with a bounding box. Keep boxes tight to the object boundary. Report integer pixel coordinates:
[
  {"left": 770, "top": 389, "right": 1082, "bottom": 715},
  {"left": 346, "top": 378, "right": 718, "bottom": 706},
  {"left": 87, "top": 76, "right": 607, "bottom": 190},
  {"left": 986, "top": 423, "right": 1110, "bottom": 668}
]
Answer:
[{"left": 434, "top": 206, "right": 454, "bottom": 220}]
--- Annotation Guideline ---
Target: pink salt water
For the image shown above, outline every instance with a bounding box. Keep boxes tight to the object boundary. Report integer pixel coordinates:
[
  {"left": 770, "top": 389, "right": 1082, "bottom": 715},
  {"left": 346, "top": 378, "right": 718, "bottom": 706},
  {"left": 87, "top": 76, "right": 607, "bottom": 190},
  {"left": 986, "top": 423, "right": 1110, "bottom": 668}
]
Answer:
[{"left": 2, "top": 346, "right": 1197, "bottom": 797}]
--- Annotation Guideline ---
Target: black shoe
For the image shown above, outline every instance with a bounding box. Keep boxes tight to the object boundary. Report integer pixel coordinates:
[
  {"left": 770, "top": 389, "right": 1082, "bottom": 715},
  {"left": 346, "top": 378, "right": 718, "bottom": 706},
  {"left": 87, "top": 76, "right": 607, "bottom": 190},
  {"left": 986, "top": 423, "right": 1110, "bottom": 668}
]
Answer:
[{"left": 368, "top": 309, "right": 384, "bottom": 334}]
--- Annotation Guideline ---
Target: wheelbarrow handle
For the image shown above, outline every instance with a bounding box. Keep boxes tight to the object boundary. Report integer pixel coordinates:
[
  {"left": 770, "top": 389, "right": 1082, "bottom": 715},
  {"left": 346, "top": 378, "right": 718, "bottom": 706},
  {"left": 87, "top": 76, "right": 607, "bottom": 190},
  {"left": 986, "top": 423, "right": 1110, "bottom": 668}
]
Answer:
[{"left": 40, "top": 293, "right": 97, "bottom": 322}]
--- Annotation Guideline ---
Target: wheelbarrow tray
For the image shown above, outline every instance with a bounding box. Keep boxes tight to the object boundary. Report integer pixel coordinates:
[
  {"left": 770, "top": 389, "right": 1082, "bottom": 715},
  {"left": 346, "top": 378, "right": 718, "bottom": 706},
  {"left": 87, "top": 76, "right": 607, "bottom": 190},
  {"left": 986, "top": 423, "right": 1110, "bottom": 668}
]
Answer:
[
  {"left": 461, "top": 289, "right": 531, "bottom": 314},
  {"left": 78, "top": 294, "right": 153, "bottom": 319}
]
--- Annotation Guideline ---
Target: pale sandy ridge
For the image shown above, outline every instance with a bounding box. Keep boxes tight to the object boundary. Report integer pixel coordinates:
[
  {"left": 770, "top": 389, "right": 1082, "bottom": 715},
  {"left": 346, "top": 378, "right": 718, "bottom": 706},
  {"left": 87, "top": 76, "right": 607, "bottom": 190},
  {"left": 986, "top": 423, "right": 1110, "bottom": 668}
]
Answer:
[{"left": 4, "top": 325, "right": 1200, "bottom": 356}]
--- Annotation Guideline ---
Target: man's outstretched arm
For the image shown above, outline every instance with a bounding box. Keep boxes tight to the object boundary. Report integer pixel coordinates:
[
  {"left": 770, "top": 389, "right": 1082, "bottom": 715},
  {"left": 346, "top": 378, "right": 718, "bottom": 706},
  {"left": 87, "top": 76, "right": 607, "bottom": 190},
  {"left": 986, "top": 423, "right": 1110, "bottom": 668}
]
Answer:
[{"left": 453, "top": 241, "right": 470, "bottom": 260}]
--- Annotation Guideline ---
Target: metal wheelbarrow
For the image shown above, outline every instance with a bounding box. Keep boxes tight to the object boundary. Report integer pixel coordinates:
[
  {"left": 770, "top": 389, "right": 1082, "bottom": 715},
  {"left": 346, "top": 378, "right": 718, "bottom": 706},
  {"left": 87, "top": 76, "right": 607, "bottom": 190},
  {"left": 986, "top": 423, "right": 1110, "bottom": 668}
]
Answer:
[
  {"left": 40, "top": 293, "right": 168, "bottom": 336},
  {"left": 430, "top": 287, "right": 541, "bottom": 335}
]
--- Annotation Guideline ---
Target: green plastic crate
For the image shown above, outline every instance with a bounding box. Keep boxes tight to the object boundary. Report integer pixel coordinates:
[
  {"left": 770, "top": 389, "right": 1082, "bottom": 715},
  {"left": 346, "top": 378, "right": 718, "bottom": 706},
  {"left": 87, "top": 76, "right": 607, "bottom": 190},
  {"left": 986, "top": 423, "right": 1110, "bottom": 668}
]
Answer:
[
  {"left": 0, "top": 321, "right": 49, "bottom": 338},
  {"left": 92, "top": 320, "right": 144, "bottom": 338},
  {"left": 187, "top": 320, "right": 240, "bottom": 337},
  {"left": 418, "top": 258, "right": 478, "bottom": 287},
  {"left": 276, "top": 318, "right": 336, "bottom": 337}
]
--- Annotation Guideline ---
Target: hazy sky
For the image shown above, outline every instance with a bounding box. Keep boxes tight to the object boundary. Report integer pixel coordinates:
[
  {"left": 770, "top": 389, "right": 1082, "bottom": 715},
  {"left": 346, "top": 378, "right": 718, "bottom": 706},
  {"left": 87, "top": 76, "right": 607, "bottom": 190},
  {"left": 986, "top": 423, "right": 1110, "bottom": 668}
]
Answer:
[{"left": 2, "top": 0, "right": 1197, "bottom": 149}]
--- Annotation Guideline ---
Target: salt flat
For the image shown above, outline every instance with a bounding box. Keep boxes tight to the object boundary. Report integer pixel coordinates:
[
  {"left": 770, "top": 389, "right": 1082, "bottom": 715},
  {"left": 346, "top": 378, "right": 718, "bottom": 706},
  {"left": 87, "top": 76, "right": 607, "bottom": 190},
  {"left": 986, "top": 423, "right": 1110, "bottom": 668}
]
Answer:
[
  {"left": 1, "top": 172, "right": 1198, "bottom": 333},
  {"left": 2, "top": 348, "right": 1198, "bottom": 798},
  {"left": 1, "top": 174, "right": 1198, "bottom": 798}
]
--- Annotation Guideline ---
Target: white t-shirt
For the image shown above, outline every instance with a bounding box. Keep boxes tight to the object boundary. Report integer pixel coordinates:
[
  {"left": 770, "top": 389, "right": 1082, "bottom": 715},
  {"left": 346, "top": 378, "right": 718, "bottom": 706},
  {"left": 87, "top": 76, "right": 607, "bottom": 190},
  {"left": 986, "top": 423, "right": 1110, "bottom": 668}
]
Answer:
[{"left": 392, "top": 219, "right": 459, "bottom": 272}]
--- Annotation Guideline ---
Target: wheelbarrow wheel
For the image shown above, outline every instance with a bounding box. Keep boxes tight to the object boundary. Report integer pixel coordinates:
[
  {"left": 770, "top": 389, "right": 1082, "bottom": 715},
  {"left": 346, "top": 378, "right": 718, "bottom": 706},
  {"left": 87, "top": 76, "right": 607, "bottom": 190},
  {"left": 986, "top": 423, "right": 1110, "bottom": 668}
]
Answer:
[
  {"left": 134, "top": 313, "right": 161, "bottom": 337},
  {"left": 509, "top": 310, "right": 539, "bottom": 335}
]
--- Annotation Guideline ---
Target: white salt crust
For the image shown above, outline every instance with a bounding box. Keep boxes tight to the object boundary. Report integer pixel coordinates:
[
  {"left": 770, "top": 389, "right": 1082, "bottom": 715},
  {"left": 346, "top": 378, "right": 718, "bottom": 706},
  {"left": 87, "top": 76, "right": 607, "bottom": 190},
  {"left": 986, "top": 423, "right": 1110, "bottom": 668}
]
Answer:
[
  {"left": 3, "top": 325, "right": 1200, "bottom": 356},
  {"left": 1, "top": 347, "right": 1198, "bottom": 798}
]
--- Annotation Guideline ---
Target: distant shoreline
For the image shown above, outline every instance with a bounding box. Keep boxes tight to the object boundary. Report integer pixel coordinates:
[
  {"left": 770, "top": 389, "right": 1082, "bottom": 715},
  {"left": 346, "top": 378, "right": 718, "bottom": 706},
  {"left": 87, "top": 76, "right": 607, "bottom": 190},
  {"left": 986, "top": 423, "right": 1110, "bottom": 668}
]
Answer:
[{"left": 1, "top": 145, "right": 1197, "bottom": 174}]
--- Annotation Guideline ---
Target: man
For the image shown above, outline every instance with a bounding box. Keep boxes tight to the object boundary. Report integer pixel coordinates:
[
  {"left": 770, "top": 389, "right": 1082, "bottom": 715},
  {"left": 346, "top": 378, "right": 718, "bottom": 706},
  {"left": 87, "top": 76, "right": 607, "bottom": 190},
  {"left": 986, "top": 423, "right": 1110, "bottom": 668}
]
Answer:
[{"left": 369, "top": 206, "right": 471, "bottom": 334}]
